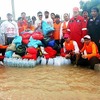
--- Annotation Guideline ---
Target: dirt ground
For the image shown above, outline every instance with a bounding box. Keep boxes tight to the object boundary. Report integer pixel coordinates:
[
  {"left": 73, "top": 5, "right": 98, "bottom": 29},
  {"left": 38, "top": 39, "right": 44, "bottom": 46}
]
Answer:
[{"left": 0, "top": 65, "right": 100, "bottom": 100}]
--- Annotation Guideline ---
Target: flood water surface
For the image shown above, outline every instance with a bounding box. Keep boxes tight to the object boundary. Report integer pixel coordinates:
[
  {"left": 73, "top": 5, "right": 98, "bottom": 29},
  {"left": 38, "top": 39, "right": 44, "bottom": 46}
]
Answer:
[{"left": 0, "top": 65, "right": 100, "bottom": 100}]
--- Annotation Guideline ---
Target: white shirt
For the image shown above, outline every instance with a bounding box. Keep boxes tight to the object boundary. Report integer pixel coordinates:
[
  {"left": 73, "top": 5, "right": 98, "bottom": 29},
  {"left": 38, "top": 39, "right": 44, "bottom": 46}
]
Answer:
[
  {"left": 0, "top": 20, "right": 19, "bottom": 37},
  {"left": 35, "top": 19, "right": 42, "bottom": 32}
]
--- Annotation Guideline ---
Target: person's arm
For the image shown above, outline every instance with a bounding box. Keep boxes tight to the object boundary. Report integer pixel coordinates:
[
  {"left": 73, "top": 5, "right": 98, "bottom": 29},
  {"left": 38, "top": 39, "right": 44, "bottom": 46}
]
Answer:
[
  {"left": 66, "top": 21, "right": 71, "bottom": 35},
  {"left": 60, "top": 23, "right": 63, "bottom": 40},
  {"left": 73, "top": 41, "right": 79, "bottom": 54},
  {"left": 81, "top": 17, "right": 87, "bottom": 37},
  {"left": 34, "top": 21, "right": 42, "bottom": 31},
  {"left": 86, "top": 43, "right": 97, "bottom": 59},
  {"left": 60, "top": 42, "right": 66, "bottom": 57}
]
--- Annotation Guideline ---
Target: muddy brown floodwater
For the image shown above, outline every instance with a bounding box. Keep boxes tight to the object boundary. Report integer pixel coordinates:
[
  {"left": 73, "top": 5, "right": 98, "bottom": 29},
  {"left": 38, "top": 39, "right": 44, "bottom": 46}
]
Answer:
[{"left": 0, "top": 65, "right": 100, "bottom": 100}]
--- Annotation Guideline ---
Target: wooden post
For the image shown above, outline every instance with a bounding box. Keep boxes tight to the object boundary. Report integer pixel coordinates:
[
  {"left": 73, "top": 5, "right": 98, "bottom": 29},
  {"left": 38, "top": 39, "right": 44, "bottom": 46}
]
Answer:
[{"left": 11, "top": 0, "right": 15, "bottom": 20}]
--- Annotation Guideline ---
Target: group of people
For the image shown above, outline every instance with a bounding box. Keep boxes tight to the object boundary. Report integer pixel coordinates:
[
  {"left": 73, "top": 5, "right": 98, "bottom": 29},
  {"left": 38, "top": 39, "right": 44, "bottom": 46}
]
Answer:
[{"left": 0, "top": 6, "right": 100, "bottom": 69}]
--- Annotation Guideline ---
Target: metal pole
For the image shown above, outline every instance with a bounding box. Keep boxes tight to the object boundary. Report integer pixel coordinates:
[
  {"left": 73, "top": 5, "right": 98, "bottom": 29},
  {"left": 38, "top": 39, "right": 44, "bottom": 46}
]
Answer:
[{"left": 11, "top": 0, "right": 15, "bottom": 20}]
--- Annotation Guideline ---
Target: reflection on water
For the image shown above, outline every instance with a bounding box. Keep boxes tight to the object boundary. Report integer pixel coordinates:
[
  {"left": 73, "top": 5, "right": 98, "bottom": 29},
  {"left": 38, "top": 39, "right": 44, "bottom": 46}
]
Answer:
[{"left": 0, "top": 65, "right": 100, "bottom": 100}]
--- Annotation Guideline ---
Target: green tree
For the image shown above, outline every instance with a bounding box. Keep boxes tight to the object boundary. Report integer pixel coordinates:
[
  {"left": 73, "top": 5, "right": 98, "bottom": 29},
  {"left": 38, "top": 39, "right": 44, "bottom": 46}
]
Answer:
[{"left": 80, "top": 0, "right": 100, "bottom": 14}]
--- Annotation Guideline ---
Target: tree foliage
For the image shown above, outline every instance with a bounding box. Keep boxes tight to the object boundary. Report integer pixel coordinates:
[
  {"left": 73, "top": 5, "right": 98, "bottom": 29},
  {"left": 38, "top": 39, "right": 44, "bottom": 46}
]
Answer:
[{"left": 80, "top": 0, "right": 100, "bottom": 13}]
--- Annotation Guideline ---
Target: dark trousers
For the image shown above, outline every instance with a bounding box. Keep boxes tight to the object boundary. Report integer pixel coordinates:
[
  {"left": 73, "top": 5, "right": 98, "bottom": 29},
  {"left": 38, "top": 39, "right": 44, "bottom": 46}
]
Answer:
[
  {"left": 55, "top": 40, "right": 61, "bottom": 54},
  {"left": 61, "top": 39, "right": 65, "bottom": 48},
  {"left": 77, "top": 56, "right": 100, "bottom": 69},
  {"left": 0, "top": 49, "right": 6, "bottom": 56},
  {"left": 6, "top": 37, "right": 14, "bottom": 45}
]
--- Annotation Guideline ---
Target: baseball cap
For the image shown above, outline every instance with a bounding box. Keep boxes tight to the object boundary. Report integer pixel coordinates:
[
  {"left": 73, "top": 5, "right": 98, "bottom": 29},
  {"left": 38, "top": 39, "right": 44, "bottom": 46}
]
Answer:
[
  {"left": 64, "top": 34, "right": 70, "bottom": 39},
  {"left": 73, "top": 7, "right": 79, "bottom": 12},
  {"left": 84, "top": 35, "right": 91, "bottom": 40}
]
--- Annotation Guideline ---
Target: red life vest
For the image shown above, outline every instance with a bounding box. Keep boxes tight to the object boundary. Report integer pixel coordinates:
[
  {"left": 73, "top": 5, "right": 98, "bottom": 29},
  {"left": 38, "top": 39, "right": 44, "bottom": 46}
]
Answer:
[
  {"left": 64, "top": 40, "right": 74, "bottom": 53},
  {"left": 53, "top": 22, "right": 61, "bottom": 40}
]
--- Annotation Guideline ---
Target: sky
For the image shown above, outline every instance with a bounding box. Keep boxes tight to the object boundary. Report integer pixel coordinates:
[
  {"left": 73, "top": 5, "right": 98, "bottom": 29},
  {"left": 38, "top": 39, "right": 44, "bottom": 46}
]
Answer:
[{"left": 0, "top": 0, "right": 88, "bottom": 20}]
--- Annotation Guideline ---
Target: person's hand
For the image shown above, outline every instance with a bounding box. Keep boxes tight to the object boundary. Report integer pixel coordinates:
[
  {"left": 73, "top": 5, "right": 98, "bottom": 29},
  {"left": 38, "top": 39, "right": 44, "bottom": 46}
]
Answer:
[
  {"left": 38, "top": 23, "right": 41, "bottom": 27},
  {"left": 65, "top": 54, "right": 71, "bottom": 58},
  {"left": 82, "top": 54, "right": 87, "bottom": 59}
]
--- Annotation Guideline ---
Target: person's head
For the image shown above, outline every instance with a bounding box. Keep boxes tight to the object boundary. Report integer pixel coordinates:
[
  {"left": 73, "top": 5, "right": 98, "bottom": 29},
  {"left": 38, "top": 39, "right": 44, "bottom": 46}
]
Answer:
[
  {"left": 91, "top": 7, "right": 99, "bottom": 18},
  {"left": 44, "top": 11, "right": 49, "bottom": 18},
  {"left": 51, "top": 13, "right": 55, "bottom": 20},
  {"left": 55, "top": 14, "right": 60, "bottom": 23},
  {"left": 37, "top": 11, "right": 43, "bottom": 20},
  {"left": 32, "top": 16, "right": 36, "bottom": 21},
  {"left": 83, "top": 35, "right": 91, "bottom": 45},
  {"left": 21, "top": 12, "right": 26, "bottom": 19},
  {"left": 64, "top": 34, "right": 70, "bottom": 42},
  {"left": 82, "top": 10, "right": 88, "bottom": 18},
  {"left": 32, "top": 16, "right": 36, "bottom": 24},
  {"left": 73, "top": 7, "right": 79, "bottom": 18},
  {"left": 7, "top": 13, "right": 13, "bottom": 21},
  {"left": 27, "top": 20, "right": 33, "bottom": 26},
  {"left": 17, "top": 17, "right": 22, "bottom": 22},
  {"left": 63, "top": 13, "right": 69, "bottom": 21}
]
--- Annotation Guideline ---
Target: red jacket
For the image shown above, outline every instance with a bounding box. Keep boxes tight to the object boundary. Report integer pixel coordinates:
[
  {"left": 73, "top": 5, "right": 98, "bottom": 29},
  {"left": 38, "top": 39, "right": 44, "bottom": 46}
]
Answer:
[{"left": 67, "top": 15, "right": 87, "bottom": 49}]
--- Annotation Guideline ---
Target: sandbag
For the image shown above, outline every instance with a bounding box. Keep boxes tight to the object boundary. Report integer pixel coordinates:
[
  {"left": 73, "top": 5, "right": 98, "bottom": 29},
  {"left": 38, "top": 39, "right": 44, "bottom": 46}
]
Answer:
[
  {"left": 27, "top": 47, "right": 37, "bottom": 54},
  {"left": 44, "top": 46, "right": 57, "bottom": 58},
  {"left": 22, "top": 39, "right": 29, "bottom": 44},
  {"left": 21, "top": 33, "right": 31, "bottom": 39},
  {"left": 5, "top": 51, "right": 13, "bottom": 58},
  {"left": 15, "top": 45, "right": 26, "bottom": 56},
  {"left": 12, "top": 36, "right": 22, "bottom": 44},
  {"left": 12, "top": 52, "right": 21, "bottom": 58},
  {"left": 41, "top": 37, "right": 51, "bottom": 47},
  {"left": 22, "top": 53, "right": 37, "bottom": 60},
  {"left": 28, "top": 37, "right": 42, "bottom": 48},
  {"left": 32, "top": 32, "right": 43, "bottom": 40},
  {"left": 6, "top": 43, "right": 16, "bottom": 51},
  {"left": 48, "top": 40, "right": 55, "bottom": 47},
  {"left": 42, "top": 21, "right": 54, "bottom": 35}
]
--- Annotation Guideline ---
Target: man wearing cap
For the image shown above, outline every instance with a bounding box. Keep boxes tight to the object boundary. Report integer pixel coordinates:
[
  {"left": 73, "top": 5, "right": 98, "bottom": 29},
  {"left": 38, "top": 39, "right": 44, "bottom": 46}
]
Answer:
[
  {"left": 67, "top": 7, "right": 87, "bottom": 49},
  {"left": 0, "top": 13, "right": 19, "bottom": 45},
  {"left": 61, "top": 34, "right": 80, "bottom": 65},
  {"left": 87, "top": 7, "right": 100, "bottom": 52},
  {"left": 77, "top": 35, "right": 100, "bottom": 69}
]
